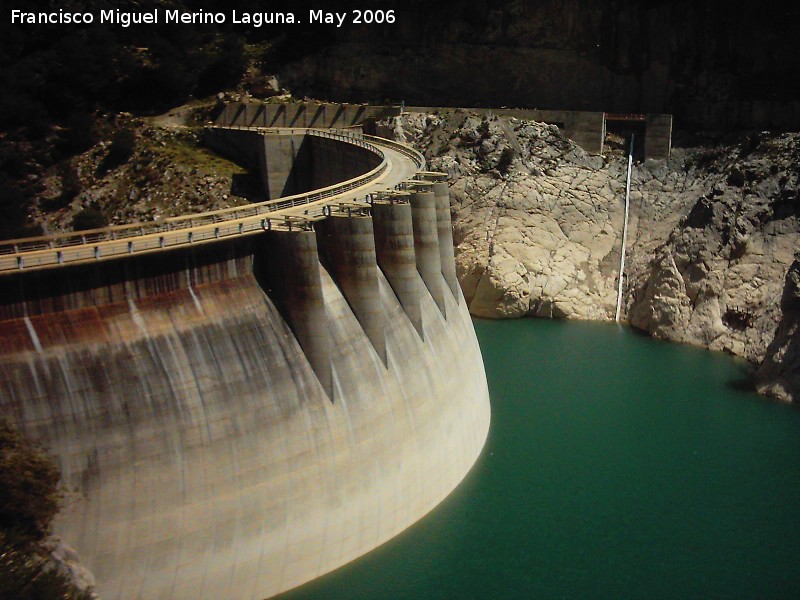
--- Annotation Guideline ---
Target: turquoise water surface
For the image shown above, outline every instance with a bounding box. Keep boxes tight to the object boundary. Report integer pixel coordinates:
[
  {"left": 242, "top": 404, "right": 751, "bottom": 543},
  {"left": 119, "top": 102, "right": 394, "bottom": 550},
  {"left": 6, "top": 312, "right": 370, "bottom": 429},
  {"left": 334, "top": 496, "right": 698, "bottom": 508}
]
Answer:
[{"left": 281, "top": 319, "right": 800, "bottom": 599}]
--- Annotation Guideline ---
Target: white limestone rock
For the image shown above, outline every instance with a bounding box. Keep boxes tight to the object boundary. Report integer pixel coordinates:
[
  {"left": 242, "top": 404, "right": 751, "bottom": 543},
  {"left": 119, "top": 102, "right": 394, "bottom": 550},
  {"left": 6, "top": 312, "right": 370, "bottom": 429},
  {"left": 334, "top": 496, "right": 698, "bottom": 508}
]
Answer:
[{"left": 404, "top": 112, "right": 800, "bottom": 400}]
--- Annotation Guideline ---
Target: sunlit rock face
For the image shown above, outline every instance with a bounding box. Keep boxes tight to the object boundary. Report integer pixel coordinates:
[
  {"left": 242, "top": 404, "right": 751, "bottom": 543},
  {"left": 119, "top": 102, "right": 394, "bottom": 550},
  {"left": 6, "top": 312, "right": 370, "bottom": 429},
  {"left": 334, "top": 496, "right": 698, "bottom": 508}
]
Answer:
[{"left": 394, "top": 111, "right": 800, "bottom": 401}]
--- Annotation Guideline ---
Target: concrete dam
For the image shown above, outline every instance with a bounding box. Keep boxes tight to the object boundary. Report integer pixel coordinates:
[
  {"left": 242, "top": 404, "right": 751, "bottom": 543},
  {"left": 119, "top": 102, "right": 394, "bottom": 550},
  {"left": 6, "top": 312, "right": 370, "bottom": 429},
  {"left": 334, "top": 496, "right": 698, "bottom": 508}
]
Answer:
[{"left": 0, "top": 128, "right": 492, "bottom": 598}]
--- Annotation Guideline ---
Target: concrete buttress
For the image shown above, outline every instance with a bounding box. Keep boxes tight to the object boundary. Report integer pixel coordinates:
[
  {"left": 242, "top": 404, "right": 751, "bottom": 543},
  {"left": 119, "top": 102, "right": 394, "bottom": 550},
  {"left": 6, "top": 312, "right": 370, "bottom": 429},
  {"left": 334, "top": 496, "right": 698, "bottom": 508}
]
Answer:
[
  {"left": 372, "top": 201, "right": 424, "bottom": 339},
  {"left": 433, "top": 182, "right": 459, "bottom": 303},
  {"left": 259, "top": 229, "right": 332, "bottom": 396},
  {"left": 317, "top": 215, "right": 387, "bottom": 365},
  {"left": 410, "top": 188, "right": 446, "bottom": 318}
]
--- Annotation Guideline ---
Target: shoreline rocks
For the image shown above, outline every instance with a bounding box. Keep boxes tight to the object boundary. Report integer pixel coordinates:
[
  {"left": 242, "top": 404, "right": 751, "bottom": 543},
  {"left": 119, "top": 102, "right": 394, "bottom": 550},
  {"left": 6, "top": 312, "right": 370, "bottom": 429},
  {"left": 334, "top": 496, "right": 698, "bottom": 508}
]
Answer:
[{"left": 392, "top": 110, "right": 800, "bottom": 402}]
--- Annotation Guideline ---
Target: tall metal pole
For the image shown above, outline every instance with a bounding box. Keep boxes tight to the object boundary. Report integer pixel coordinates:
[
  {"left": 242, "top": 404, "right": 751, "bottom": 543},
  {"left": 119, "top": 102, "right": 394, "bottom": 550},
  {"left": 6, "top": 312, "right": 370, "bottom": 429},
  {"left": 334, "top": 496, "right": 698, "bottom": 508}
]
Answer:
[{"left": 615, "top": 134, "right": 634, "bottom": 323}]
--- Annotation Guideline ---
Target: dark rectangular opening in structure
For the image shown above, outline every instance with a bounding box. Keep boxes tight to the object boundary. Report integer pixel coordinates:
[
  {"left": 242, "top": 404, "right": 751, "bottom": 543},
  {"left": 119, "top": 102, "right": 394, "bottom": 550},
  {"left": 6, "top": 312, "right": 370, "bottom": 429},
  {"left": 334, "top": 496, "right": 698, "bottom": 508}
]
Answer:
[{"left": 604, "top": 114, "right": 647, "bottom": 161}]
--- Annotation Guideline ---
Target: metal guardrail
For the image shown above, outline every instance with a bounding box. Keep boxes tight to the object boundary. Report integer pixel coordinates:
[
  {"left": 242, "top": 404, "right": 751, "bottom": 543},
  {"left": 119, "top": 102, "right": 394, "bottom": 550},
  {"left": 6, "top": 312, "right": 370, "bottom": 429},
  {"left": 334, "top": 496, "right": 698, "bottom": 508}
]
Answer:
[
  {"left": 0, "top": 128, "right": 426, "bottom": 274},
  {"left": 215, "top": 125, "right": 365, "bottom": 138},
  {"left": 363, "top": 135, "right": 425, "bottom": 170}
]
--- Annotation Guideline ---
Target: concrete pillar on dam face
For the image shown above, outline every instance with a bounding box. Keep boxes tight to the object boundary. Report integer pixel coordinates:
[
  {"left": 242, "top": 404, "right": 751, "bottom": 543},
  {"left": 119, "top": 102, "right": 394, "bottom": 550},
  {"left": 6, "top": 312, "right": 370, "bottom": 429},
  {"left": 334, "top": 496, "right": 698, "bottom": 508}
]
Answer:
[
  {"left": 433, "top": 182, "right": 460, "bottom": 304},
  {"left": 259, "top": 230, "right": 332, "bottom": 396},
  {"left": 318, "top": 215, "right": 387, "bottom": 366},
  {"left": 372, "top": 201, "right": 423, "bottom": 339},
  {"left": 261, "top": 134, "right": 307, "bottom": 200},
  {"left": 410, "top": 188, "right": 447, "bottom": 318}
]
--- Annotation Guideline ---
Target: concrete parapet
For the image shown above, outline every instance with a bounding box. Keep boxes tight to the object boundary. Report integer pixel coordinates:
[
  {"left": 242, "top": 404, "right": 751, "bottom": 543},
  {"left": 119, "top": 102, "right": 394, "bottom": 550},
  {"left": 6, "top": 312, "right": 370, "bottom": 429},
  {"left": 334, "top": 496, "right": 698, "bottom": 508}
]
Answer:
[
  {"left": 317, "top": 215, "right": 386, "bottom": 365},
  {"left": 410, "top": 188, "right": 446, "bottom": 318},
  {"left": 432, "top": 182, "right": 459, "bottom": 303},
  {"left": 372, "top": 200, "right": 423, "bottom": 338},
  {"left": 258, "top": 230, "right": 332, "bottom": 396}
]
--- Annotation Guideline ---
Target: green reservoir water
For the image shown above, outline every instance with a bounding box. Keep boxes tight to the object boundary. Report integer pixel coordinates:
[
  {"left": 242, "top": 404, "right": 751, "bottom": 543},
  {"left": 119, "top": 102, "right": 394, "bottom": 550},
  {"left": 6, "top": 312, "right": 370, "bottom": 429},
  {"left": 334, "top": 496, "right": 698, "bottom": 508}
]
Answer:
[{"left": 282, "top": 319, "right": 800, "bottom": 599}]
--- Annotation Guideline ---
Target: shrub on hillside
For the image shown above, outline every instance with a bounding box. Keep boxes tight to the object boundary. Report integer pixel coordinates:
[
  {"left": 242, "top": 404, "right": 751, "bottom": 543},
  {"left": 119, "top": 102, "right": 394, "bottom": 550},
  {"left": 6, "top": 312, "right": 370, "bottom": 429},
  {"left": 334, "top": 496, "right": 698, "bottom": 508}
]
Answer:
[
  {"left": 59, "top": 160, "right": 83, "bottom": 205},
  {"left": 72, "top": 203, "right": 108, "bottom": 231},
  {"left": 105, "top": 129, "right": 136, "bottom": 169},
  {"left": 0, "top": 419, "right": 91, "bottom": 599},
  {"left": 497, "top": 147, "right": 516, "bottom": 174},
  {"left": 0, "top": 179, "right": 28, "bottom": 239},
  {"left": 0, "top": 543, "right": 92, "bottom": 600},
  {"left": 0, "top": 418, "right": 61, "bottom": 544},
  {"left": 59, "top": 113, "right": 98, "bottom": 157}
]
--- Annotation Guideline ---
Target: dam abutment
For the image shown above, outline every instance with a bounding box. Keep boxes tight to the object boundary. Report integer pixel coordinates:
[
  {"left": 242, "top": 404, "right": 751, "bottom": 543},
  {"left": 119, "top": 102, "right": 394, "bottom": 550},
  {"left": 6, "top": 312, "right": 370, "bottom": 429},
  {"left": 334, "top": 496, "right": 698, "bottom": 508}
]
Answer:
[{"left": 205, "top": 129, "right": 383, "bottom": 201}]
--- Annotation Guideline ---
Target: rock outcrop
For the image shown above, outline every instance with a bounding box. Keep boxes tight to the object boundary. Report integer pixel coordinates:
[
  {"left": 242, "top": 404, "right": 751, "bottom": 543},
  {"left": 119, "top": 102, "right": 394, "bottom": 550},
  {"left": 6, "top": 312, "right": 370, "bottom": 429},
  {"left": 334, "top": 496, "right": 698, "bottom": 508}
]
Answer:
[
  {"left": 627, "top": 142, "right": 799, "bottom": 363},
  {"left": 756, "top": 258, "right": 800, "bottom": 402},
  {"left": 40, "top": 536, "right": 98, "bottom": 599},
  {"left": 394, "top": 110, "right": 800, "bottom": 400},
  {"left": 18, "top": 112, "right": 254, "bottom": 237}
]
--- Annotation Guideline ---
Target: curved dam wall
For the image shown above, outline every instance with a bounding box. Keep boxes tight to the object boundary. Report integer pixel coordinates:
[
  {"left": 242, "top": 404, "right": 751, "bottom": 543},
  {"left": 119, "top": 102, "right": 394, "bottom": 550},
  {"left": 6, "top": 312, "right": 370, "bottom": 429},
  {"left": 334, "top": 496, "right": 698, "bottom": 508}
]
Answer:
[
  {"left": 204, "top": 128, "right": 382, "bottom": 200},
  {"left": 216, "top": 101, "right": 397, "bottom": 130},
  {"left": 0, "top": 190, "right": 491, "bottom": 598}
]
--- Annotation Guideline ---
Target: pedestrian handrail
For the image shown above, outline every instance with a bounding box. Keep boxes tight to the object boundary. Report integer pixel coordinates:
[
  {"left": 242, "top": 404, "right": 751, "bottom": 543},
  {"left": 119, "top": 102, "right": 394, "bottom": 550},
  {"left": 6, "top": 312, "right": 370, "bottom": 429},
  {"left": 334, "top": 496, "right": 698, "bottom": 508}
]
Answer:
[{"left": 363, "top": 135, "right": 425, "bottom": 169}]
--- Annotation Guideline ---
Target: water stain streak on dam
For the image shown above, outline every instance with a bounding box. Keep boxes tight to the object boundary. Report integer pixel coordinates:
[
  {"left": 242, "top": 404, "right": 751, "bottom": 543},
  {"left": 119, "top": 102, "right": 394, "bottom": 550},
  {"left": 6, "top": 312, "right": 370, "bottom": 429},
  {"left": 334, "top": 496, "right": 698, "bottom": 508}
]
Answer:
[{"left": 0, "top": 128, "right": 491, "bottom": 599}]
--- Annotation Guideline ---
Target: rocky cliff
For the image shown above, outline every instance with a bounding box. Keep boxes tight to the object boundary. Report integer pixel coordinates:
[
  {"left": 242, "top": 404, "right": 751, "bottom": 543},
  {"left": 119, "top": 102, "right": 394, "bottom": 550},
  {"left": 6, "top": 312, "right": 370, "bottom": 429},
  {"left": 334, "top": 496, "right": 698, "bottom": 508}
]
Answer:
[
  {"left": 756, "top": 259, "right": 800, "bottom": 402},
  {"left": 394, "top": 110, "right": 800, "bottom": 399}
]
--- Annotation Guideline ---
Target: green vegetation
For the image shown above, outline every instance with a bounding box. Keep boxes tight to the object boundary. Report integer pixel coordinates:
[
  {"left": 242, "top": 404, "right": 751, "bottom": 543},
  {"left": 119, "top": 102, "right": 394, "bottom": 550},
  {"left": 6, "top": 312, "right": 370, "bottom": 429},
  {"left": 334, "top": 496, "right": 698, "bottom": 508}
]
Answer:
[
  {"left": 0, "top": 178, "right": 40, "bottom": 240},
  {"left": 0, "top": 418, "right": 61, "bottom": 543},
  {"left": 0, "top": 0, "right": 253, "bottom": 240},
  {"left": 0, "top": 546, "right": 92, "bottom": 600},
  {"left": 59, "top": 160, "right": 84, "bottom": 205},
  {"left": 107, "top": 129, "right": 136, "bottom": 167},
  {"left": 148, "top": 137, "right": 247, "bottom": 177},
  {"left": 59, "top": 113, "right": 99, "bottom": 156},
  {"left": 497, "top": 147, "right": 516, "bottom": 174},
  {"left": 0, "top": 419, "right": 91, "bottom": 598},
  {"left": 72, "top": 203, "right": 108, "bottom": 231},
  {"left": 0, "top": 0, "right": 359, "bottom": 240}
]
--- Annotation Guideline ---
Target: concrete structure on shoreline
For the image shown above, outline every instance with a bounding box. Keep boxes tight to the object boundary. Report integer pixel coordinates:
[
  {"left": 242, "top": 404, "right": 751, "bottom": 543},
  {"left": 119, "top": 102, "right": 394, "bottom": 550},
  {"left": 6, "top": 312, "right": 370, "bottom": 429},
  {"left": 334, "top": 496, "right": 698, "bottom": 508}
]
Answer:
[{"left": 0, "top": 129, "right": 491, "bottom": 598}]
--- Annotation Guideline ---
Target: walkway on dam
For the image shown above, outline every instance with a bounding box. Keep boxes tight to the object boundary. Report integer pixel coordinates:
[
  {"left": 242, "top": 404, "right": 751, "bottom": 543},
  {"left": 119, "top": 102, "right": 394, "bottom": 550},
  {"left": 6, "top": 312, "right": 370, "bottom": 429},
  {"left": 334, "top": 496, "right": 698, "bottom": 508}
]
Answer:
[
  {"left": 0, "top": 130, "right": 425, "bottom": 273},
  {"left": 278, "top": 141, "right": 420, "bottom": 218}
]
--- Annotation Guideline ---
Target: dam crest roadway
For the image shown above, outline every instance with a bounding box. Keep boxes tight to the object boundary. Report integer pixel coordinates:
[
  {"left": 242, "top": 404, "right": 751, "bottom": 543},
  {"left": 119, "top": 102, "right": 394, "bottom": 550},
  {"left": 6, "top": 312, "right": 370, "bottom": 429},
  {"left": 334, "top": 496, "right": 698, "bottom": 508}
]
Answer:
[{"left": 0, "top": 124, "right": 492, "bottom": 599}]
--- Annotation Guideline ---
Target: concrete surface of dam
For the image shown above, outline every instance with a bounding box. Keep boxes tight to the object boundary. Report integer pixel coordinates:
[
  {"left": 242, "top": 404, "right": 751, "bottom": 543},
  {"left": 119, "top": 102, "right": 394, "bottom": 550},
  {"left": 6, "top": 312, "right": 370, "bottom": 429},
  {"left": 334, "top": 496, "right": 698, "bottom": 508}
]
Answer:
[{"left": 0, "top": 128, "right": 491, "bottom": 599}]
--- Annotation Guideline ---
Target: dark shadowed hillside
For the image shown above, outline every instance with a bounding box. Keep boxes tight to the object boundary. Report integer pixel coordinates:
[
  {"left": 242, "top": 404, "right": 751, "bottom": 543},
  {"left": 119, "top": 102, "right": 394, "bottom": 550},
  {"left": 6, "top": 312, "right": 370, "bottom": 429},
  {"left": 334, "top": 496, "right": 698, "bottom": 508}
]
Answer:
[{"left": 280, "top": 0, "right": 800, "bottom": 132}]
